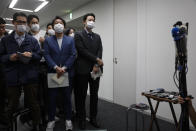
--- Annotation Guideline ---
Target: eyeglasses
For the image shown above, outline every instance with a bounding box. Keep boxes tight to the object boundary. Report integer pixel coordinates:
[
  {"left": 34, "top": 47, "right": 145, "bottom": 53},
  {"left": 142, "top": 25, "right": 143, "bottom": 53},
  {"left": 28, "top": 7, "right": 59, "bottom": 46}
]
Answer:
[{"left": 15, "top": 20, "right": 27, "bottom": 24}]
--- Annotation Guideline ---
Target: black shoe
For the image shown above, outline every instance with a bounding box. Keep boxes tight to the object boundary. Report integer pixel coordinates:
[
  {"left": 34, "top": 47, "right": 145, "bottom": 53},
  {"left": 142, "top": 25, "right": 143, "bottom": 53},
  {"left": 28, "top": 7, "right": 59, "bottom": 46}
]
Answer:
[
  {"left": 79, "top": 120, "right": 86, "bottom": 130},
  {"left": 89, "top": 118, "right": 100, "bottom": 128}
]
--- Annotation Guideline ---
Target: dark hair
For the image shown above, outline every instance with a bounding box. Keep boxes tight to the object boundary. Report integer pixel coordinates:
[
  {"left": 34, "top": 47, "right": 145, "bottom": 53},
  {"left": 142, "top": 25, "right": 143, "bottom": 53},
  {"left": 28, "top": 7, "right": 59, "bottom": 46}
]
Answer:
[
  {"left": 0, "top": 17, "right": 6, "bottom": 24},
  {"left": 83, "top": 13, "right": 95, "bottom": 22},
  {"left": 46, "top": 23, "right": 53, "bottom": 28},
  {"left": 13, "top": 12, "right": 27, "bottom": 21},
  {"left": 173, "top": 21, "right": 182, "bottom": 27},
  {"left": 52, "top": 16, "right": 66, "bottom": 28},
  {"left": 27, "top": 14, "right": 39, "bottom": 24},
  {"left": 64, "top": 28, "right": 75, "bottom": 36}
]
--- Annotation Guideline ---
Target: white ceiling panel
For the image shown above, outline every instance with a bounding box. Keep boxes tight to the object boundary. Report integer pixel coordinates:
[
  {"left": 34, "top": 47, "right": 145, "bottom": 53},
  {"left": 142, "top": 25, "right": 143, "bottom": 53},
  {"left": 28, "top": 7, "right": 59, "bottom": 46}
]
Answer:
[
  {"left": 14, "top": 0, "right": 41, "bottom": 10},
  {"left": 0, "top": 0, "right": 95, "bottom": 30}
]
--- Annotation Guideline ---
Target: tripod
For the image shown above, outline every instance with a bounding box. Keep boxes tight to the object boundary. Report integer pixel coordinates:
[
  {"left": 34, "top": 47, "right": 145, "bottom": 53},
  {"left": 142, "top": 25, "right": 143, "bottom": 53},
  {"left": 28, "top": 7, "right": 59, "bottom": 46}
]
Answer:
[
  {"left": 172, "top": 21, "right": 189, "bottom": 131},
  {"left": 177, "top": 54, "right": 189, "bottom": 131}
]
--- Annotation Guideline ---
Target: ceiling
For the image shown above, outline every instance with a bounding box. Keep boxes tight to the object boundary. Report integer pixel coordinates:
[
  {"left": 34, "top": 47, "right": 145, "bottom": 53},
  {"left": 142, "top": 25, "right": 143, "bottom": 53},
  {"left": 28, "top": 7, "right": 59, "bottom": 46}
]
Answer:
[
  {"left": 0, "top": 0, "right": 94, "bottom": 31},
  {"left": 67, "top": 16, "right": 83, "bottom": 31}
]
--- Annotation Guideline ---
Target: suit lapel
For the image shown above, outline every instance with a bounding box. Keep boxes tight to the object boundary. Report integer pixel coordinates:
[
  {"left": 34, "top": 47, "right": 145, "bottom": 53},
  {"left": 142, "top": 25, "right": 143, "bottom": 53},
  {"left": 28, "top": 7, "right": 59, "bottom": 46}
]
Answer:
[
  {"left": 82, "top": 30, "right": 98, "bottom": 49},
  {"left": 10, "top": 32, "right": 20, "bottom": 47},
  {"left": 61, "top": 36, "right": 66, "bottom": 52},
  {"left": 21, "top": 35, "right": 31, "bottom": 47},
  {"left": 53, "top": 36, "right": 61, "bottom": 53},
  {"left": 81, "top": 30, "right": 92, "bottom": 49}
]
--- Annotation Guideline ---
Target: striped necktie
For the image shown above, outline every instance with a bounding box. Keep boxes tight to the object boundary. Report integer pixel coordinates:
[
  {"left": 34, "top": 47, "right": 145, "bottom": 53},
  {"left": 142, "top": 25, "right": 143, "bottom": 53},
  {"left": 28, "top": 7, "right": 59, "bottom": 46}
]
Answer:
[{"left": 16, "top": 37, "right": 23, "bottom": 46}]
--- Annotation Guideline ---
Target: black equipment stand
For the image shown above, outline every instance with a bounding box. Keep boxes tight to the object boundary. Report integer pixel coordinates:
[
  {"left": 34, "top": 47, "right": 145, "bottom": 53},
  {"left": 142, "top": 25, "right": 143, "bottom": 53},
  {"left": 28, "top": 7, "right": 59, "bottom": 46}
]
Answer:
[
  {"left": 177, "top": 54, "right": 189, "bottom": 131},
  {"left": 172, "top": 21, "right": 190, "bottom": 131}
]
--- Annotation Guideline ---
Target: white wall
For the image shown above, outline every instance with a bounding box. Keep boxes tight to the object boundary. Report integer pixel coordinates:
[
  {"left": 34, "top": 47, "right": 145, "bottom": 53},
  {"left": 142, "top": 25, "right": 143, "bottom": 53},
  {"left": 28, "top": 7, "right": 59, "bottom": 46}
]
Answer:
[
  {"left": 136, "top": 0, "right": 196, "bottom": 122},
  {"left": 113, "top": 0, "right": 137, "bottom": 107},
  {"left": 65, "top": 0, "right": 138, "bottom": 106},
  {"left": 64, "top": 0, "right": 114, "bottom": 101},
  {"left": 63, "top": 0, "right": 196, "bottom": 124}
]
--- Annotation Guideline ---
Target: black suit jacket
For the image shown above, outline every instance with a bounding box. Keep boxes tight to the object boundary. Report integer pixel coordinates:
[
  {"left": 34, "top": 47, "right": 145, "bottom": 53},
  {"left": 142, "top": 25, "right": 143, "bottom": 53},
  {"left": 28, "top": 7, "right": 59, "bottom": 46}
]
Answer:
[{"left": 74, "top": 29, "right": 103, "bottom": 74}]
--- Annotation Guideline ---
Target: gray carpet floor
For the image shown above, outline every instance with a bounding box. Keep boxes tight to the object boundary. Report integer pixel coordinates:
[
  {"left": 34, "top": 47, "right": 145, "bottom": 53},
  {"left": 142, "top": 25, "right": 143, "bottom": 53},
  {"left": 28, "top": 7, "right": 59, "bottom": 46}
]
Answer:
[{"left": 0, "top": 96, "right": 195, "bottom": 131}]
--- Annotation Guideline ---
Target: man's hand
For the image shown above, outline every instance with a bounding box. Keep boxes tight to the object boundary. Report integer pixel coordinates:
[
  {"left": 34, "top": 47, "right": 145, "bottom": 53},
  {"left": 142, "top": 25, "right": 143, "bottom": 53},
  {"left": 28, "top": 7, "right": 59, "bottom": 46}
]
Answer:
[
  {"left": 10, "top": 53, "right": 19, "bottom": 61},
  {"left": 39, "top": 37, "right": 45, "bottom": 43},
  {"left": 93, "top": 65, "right": 99, "bottom": 73},
  {"left": 96, "top": 58, "right": 104, "bottom": 66},
  {"left": 56, "top": 66, "right": 65, "bottom": 78},
  {"left": 22, "top": 52, "right": 32, "bottom": 57}
]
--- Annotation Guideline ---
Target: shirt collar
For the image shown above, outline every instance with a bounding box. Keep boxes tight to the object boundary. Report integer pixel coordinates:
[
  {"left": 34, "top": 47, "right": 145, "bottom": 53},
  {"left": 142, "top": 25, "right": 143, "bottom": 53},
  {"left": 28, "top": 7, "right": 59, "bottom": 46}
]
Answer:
[
  {"left": 15, "top": 32, "right": 25, "bottom": 40},
  {"left": 0, "top": 35, "right": 4, "bottom": 40},
  {"left": 84, "top": 28, "right": 93, "bottom": 35},
  {"left": 30, "top": 30, "right": 39, "bottom": 36}
]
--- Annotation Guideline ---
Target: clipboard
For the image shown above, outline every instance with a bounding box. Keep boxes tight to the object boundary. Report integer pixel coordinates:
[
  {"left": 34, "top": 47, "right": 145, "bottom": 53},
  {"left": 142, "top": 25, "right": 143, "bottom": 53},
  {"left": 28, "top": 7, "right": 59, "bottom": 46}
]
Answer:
[{"left": 47, "top": 72, "right": 69, "bottom": 88}]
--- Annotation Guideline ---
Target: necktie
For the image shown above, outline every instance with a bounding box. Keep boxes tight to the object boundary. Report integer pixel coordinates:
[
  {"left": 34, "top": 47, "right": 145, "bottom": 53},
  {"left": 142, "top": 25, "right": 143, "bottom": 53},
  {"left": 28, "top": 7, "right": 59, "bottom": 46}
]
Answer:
[
  {"left": 88, "top": 33, "right": 93, "bottom": 40},
  {"left": 16, "top": 37, "right": 23, "bottom": 46}
]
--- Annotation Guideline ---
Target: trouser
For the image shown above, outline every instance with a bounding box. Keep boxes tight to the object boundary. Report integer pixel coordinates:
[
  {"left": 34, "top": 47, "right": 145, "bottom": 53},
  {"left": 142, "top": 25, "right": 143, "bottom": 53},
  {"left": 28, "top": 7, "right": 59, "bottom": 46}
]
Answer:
[
  {"left": 0, "top": 73, "right": 6, "bottom": 124},
  {"left": 0, "top": 76, "right": 6, "bottom": 114},
  {"left": 21, "top": 62, "right": 48, "bottom": 124},
  {"left": 38, "top": 62, "right": 48, "bottom": 124},
  {"left": 48, "top": 86, "right": 72, "bottom": 121},
  {"left": 56, "top": 76, "right": 74, "bottom": 116},
  {"left": 74, "top": 73, "right": 100, "bottom": 121},
  {"left": 6, "top": 84, "right": 40, "bottom": 126}
]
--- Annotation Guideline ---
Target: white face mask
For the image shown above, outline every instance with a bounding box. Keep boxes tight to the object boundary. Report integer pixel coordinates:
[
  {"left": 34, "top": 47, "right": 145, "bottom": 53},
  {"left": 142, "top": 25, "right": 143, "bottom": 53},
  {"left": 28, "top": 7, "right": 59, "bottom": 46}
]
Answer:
[
  {"left": 86, "top": 21, "right": 95, "bottom": 29},
  {"left": 17, "top": 25, "right": 27, "bottom": 33},
  {"left": 54, "top": 23, "right": 64, "bottom": 33},
  {"left": 48, "top": 29, "right": 55, "bottom": 36},
  {"left": 31, "top": 24, "right": 40, "bottom": 32},
  {"left": 69, "top": 33, "right": 74, "bottom": 37}
]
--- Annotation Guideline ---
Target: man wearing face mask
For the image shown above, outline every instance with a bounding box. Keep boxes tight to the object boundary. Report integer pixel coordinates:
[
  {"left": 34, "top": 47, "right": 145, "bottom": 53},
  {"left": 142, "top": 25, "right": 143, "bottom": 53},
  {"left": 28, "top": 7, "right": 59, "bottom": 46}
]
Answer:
[
  {"left": 0, "top": 17, "right": 8, "bottom": 42},
  {"left": 74, "top": 13, "right": 103, "bottom": 130},
  {"left": 64, "top": 28, "right": 75, "bottom": 38},
  {"left": 45, "top": 23, "right": 55, "bottom": 38},
  {"left": 17, "top": 14, "right": 47, "bottom": 126},
  {"left": 27, "top": 15, "right": 45, "bottom": 48},
  {"left": 0, "top": 12, "right": 42, "bottom": 131},
  {"left": 43, "top": 16, "right": 76, "bottom": 131}
]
